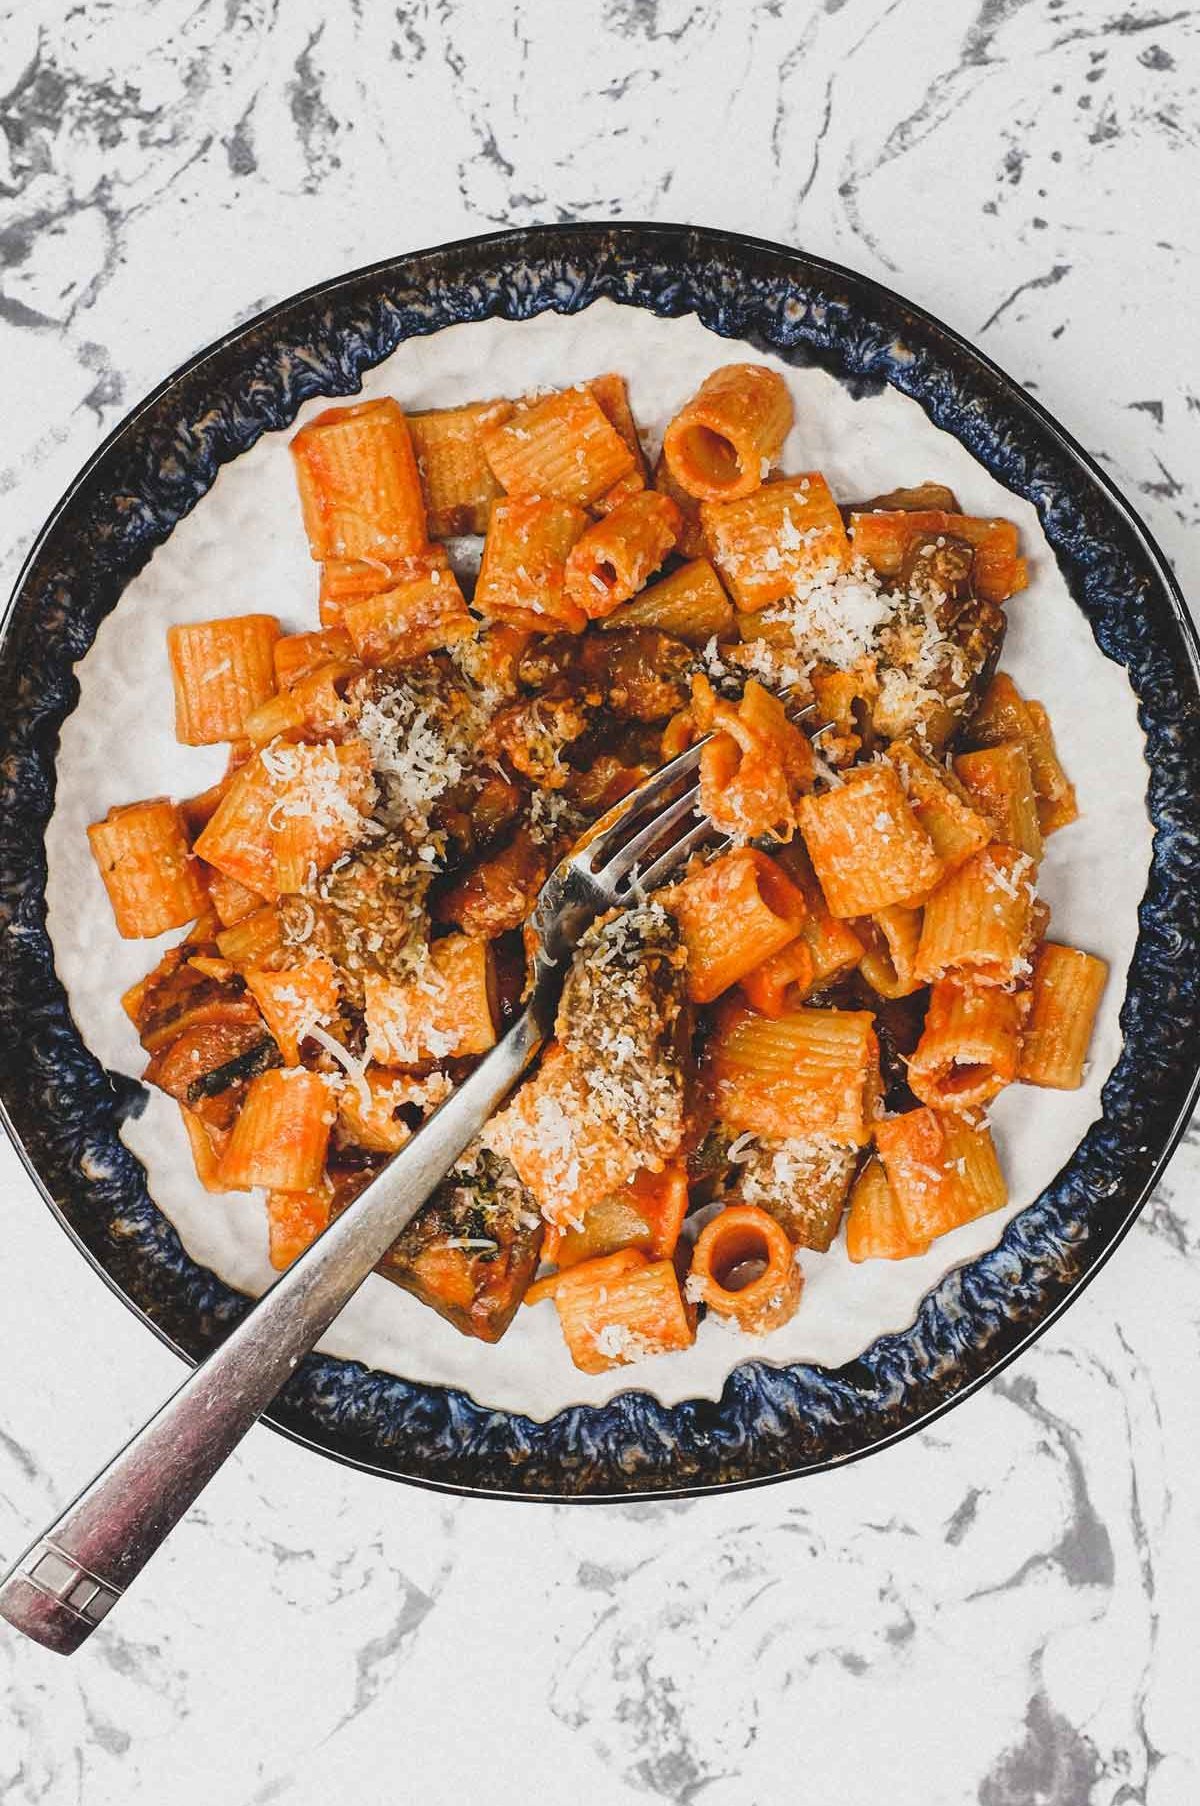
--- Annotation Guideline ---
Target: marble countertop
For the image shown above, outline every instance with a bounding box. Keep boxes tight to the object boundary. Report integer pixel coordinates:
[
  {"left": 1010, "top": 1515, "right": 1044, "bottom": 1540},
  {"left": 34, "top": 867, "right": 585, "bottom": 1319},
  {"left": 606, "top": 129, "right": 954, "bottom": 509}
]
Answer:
[{"left": 2, "top": 2, "right": 1198, "bottom": 1800}]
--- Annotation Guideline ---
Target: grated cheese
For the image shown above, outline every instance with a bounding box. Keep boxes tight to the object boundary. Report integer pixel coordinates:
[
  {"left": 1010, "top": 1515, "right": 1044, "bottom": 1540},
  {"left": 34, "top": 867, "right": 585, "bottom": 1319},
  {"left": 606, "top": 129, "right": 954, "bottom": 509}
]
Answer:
[
  {"left": 594, "top": 1322, "right": 654, "bottom": 1361},
  {"left": 735, "top": 1134, "right": 855, "bottom": 1213},
  {"left": 529, "top": 1093, "right": 583, "bottom": 1206},
  {"left": 760, "top": 554, "right": 899, "bottom": 673},
  {"left": 985, "top": 852, "right": 1034, "bottom": 901},
  {"left": 306, "top": 1023, "right": 372, "bottom": 1115}
]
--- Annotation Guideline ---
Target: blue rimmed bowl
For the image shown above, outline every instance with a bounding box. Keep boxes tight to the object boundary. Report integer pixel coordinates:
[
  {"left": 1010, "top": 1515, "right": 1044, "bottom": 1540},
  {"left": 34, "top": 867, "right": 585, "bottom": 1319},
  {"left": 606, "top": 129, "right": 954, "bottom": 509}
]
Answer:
[{"left": 3, "top": 222, "right": 1198, "bottom": 1499}]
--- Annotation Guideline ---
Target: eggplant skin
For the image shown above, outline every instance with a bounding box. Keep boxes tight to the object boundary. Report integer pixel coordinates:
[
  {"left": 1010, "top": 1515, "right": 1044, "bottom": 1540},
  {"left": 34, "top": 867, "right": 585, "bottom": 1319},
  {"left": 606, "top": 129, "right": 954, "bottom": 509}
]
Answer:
[
  {"left": 144, "top": 1024, "right": 281, "bottom": 1129},
  {"left": 845, "top": 480, "right": 961, "bottom": 517},
  {"left": 375, "top": 1151, "right": 545, "bottom": 1343}
]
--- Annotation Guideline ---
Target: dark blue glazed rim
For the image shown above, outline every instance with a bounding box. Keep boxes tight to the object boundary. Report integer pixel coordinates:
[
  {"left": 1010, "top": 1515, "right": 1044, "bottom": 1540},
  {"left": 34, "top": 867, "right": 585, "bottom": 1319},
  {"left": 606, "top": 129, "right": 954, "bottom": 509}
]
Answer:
[{"left": 2, "top": 223, "right": 1198, "bottom": 1500}]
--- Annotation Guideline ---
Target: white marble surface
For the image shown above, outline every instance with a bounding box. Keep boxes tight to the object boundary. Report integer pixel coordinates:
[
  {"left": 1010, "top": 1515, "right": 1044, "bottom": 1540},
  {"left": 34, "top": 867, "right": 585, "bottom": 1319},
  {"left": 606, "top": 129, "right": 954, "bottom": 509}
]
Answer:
[{"left": 2, "top": 1, "right": 1198, "bottom": 1800}]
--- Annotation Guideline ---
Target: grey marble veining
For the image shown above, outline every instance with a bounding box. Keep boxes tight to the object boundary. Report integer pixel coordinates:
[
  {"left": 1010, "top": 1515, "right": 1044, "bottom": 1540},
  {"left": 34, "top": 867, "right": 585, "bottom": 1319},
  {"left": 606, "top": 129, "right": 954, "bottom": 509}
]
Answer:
[{"left": 2, "top": 2, "right": 1199, "bottom": 1801}]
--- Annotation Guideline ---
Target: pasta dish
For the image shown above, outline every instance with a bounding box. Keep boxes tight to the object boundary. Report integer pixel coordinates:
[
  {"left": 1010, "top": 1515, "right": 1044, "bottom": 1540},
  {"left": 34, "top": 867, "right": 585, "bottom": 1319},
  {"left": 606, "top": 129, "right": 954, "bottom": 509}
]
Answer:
[{"left": 86, "top": 361, "right": 1106, "bottom": 1375}]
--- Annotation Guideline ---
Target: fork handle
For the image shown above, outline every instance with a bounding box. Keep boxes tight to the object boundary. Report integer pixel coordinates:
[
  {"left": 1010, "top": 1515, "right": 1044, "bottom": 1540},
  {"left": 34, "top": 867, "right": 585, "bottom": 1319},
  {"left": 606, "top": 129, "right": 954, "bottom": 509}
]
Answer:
[{"left": 0, "top": 1002, "right": 548, "bottom": 1655}]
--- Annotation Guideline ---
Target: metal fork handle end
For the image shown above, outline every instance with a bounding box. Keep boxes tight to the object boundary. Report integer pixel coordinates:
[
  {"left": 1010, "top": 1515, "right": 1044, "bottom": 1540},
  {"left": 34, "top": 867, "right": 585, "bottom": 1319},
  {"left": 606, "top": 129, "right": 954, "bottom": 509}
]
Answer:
[{"left": 0, "top": 1549, "right": 120, "bottom": 1656}]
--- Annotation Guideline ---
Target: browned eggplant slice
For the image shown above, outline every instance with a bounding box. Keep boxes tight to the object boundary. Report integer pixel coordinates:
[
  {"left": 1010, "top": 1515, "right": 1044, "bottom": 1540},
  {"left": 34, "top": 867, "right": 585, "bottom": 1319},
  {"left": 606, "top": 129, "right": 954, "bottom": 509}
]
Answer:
[{"left": 375, "top": 1149, "right": 544, "bottom": 1343}]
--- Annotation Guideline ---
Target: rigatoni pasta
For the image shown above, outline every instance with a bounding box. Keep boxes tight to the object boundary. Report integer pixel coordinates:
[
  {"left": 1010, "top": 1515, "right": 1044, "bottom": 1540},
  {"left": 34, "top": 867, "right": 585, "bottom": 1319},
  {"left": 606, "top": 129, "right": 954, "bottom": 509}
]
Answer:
[
  {"left": 535, "top": 1253, "right": 696, "bottom": 1374},
  {"left": 473, "top": 496, "right": 591, "bottom": 633},
  {"left": 267, "top": 1187, "right": 332, "bottom": 1271},
  {"left": 907, "top": 977, "right": 1025, "bottom": 1111},
  {"left": 168, "top": 615, "right": 281, "bottom": 746},
  {"left": 342, "top": 565, "right": 475, "bottom": 667},
  {"left": 845, "top": 1157, "right": 930, "bottom": 1263},
  {"left": 771, "top": 842, "right": 866, "bottom": 995},
  {"left": 954, "top": 741, "right": 1043, "bottom": 863},
  {"left": 599, "top": 557, "right": 734, "bottom": 643},
  {"left": 662, "top": 364, "right": 793, "bottom": 502},
  {"left": 1018, "top": 943, "right": 1108, "bottom": 1089},
  {"left": 662, "top": 847, "right": 807, "bottom": 1003},
  {"left": 887, "top": 740, "right": 993, "bottom": 872},
  {"left": 855, "top": 904, "right": 924, "bottom": 1001},
  {"left": 692, "top": 675, "right": 814, "bottom": 841},
  {"left": 480, "top": 384, "right": 636, "bottom": 508},
  {"left": 363, "top": 934, "right": 497, "bottom": 1065},
  {"left": 290, "top": 398, "right": 429, "bottom": 563},
  {"left": 915, "top": 845, "right": 1036, "bottom": 987},
  {"left": 244, "top": 959, "right": 340, "bottom": 1066},
  {"left": 798, "top": 762, "right": 942, "bottom": 918},
  {"left": 875, "top": 1107, "right": 1007, "bottom": 1245},
  {"left": 710, "top": 1003, "right": 880, "bottom": 1146},
  {"left": 966, "top": 674, "right": 1078, "bottom": 835},
  {"left": 88, "top": 799, "right": 208, "bottom": 938},
  {"left": 408, "top": 398, "right": 512, "bottom": 537},
  {"left": 586, "top": 372, "right": 650, "bottom": 512},
  {"left": 564, "top": 491, "right": 681, "bottom": 618},
  {"left": 274, "top": 626, "right": 355, "bottom": 691},
  {"left": 701, "top": 473, "right": 851, "bottom": 611},
  {"left": 218, "top": 1068, "right": 336, "bottom": 1194},
  {"left": 686, "top": 1203, "right": 802, "bottom": 1334}
]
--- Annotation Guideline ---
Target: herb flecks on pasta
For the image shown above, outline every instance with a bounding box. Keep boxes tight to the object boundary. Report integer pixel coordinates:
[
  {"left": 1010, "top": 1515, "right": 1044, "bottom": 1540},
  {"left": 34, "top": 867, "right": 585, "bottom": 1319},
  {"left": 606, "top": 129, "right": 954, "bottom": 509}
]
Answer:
[{"left": 90, "top": 361, "right": 1104, "bottom": 1374}]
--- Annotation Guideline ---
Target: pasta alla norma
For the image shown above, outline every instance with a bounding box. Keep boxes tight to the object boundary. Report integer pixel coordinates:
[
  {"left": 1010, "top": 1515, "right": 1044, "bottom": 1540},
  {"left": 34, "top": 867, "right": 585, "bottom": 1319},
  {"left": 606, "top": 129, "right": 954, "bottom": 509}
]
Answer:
[{"left": 90, "top": 365, "right": 1105, "bottom": 1375}]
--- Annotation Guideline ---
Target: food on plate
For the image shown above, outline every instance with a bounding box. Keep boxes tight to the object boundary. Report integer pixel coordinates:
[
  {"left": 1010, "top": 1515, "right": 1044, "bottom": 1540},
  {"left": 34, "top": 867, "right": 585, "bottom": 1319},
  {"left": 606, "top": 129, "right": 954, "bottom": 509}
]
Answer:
[{"left": 90, "top": 361, "right": 1105, "bottom": 1376}]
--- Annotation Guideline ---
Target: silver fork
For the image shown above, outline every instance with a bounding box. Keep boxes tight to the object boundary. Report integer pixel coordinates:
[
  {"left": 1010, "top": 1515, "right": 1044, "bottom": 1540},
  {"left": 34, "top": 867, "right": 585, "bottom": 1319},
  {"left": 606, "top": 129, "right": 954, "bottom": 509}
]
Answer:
[{"left": 0, "top": 714, "right": 773, "bottom": 1654}]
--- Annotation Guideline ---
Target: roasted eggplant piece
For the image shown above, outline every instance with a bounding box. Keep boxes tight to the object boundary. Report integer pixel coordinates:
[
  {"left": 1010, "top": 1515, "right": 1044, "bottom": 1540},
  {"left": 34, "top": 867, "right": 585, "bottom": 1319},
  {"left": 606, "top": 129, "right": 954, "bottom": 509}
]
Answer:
[
  {"left": 599, "top": 630, "right": 693, "bottom": 721},
  {"left": 144, "top": 1022, "right": 281, "bottom": 1130},
  {"left": 727, "top": 1136, "right": 859, "bottom": 1252},
  {"left": 685, "top": 1120, "right": 736, "bottom": 1203},
  {"left": 301, "top": 841, "right": 434, "bottom": 1006},
  {"left": 134, "top": 960, "right": 262, "bottom": 1054},
  {"left": 479, "top": 693, "right": 591, "bottom": 787},
  {"left": 847, "top": 481, "right": 961, "bottom": 516},
  {"left": 517, "top": 628, "right": 692, "bottom": 723},
  {"left": 133, "top": 954, "right": 280, "bottom": 1129},
  {"left": 556, "top": 903, "right": 690, "bottom": 1159},
  {"left": 433, "top": 823, "right": 551, "bottom": 938},
  {"left": 376, "top": 1149, "right": 544, "bottom": 1342},
  {"left": 872, "top": 535, "right": 1007, "bottom": 754}
]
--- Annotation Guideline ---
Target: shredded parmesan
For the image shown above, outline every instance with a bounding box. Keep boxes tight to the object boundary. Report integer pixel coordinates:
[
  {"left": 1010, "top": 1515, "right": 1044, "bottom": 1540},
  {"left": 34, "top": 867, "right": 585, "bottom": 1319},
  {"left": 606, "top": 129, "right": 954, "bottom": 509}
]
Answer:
[
  {"left": 529, "top": 1093, "right": 583, "bottom": 1203},
  {"left": 985, "top": 852, "right": 1034, "bottom": 900},
  {"left": 354, "top": 667, "right": 489, "bottom": 844},
  {"left": 760, "top": 554, "right": 899, "bottom": 673},
  {"left": 594, "top": 1322, "right": 654, "bottom": 1361},
  {"left": 306, "top": 1023, "right": 372, "bottom": 1114}
]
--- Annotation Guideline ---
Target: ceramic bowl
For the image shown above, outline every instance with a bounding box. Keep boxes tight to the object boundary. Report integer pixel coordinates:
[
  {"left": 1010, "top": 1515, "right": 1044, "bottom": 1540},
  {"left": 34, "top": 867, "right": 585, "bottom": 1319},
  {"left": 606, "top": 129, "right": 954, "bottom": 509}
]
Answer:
[{"left": 3, "top": 223, "right": 1198, "bottom": 1498}]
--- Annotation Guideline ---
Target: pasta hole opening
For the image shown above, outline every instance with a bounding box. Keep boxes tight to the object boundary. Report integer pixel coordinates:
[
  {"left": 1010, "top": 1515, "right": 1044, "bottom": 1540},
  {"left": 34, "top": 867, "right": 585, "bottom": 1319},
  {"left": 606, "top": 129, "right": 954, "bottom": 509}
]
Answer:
[
  {"left": 861, "top": 919, "right": 899, "bottom": 977},
  {"left": 754, "top": 860, "right": 805, "bottom": 931},
  {"left": 678, "top": 425, "right": 742, "bottom": 493},
  {"left": 941, "top": 1062, "right": 989, "bottom": 1098},
  {"left": 707, "top": 1224, "right": 774, "bottom": 1293},
  {"left": 594, "top": 561, "right": 619, "bottom": 591},
  {"left": 702, "top": 733, "right": 743, "bottom": 794}
]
